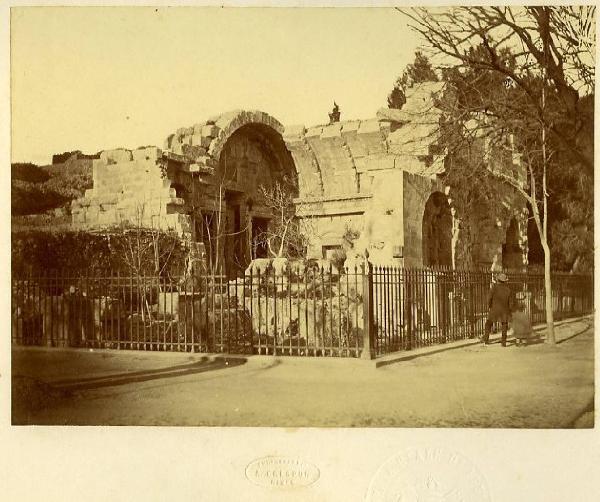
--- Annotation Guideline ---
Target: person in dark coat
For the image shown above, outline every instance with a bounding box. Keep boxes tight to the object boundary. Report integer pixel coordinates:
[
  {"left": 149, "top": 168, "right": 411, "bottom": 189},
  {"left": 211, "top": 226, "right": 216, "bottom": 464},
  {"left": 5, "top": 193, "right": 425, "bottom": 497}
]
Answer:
[{"left": 482, "top": 273, "right": 514, "bottom": 347}]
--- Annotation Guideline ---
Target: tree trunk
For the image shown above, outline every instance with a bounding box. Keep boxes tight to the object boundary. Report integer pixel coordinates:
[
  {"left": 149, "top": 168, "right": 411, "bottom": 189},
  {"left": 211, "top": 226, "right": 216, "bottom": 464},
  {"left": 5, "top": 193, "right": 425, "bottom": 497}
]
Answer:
[{"left": 542, "top": 241, "right": 555, "bottom": 344}]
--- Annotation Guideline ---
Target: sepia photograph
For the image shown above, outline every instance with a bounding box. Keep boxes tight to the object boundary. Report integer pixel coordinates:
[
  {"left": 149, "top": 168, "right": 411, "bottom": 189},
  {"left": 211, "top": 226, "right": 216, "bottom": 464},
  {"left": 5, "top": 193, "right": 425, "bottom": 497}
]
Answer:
[{"left": 9, "top": 4, "right": 595, "bottom": 436}]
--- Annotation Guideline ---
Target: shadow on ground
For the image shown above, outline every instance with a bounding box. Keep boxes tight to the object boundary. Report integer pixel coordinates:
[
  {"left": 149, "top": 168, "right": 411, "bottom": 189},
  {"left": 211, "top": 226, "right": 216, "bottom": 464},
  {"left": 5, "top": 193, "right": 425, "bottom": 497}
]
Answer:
[
  {"left": 48, "top": 356, "right": 246, "bottom": 391},
  {"left": 568, "top": 397, "right": 595, "bottom": 428},
  {"left": 12, "top": 357, "right": 246, "bottom": 425}
]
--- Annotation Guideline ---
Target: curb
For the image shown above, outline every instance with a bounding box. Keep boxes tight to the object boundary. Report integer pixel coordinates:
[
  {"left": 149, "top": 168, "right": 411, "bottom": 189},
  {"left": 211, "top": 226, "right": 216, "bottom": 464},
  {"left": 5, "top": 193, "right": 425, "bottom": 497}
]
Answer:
[
  {"left": 374, "top": 315, "right": 593, "bottom": 369},
  {"left": 532, "top": 314, "right": 593, "bottom": 333},
  {"left": 12, "top": 315, "right": 593, "bottom": 373}
]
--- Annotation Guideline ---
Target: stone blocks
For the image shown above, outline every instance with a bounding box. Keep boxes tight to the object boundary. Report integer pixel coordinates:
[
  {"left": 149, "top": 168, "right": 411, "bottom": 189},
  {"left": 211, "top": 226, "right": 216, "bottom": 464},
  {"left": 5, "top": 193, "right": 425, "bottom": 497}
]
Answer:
[
  {"left": 354, "top": 155, "right": 396, "bottom": 173},
  {"left": 100, "top": 149, "right": 133, "bottom": 165},
  {"left": 71, "top": 100, "right": 524, "bottom": 274},
  {"left": 321, "top": 123, "right": 342, "bottom": 138},
  {"left": 133, "top": 147, "right": 162, "bottom": 162},
  {"left": 283, "top": 124, "right": 306, "bottom": 141},
  {"left": 191, "top": 133, "right": 212, "bottom": 148},
  {"left": 359, "top": 170, "right": 406, "bottom": 265},
  {"left": 201, "top": 124, "right": 219, "bottom": 138},
  {"left": 305, "top": 126, "right": 323, "bottom": 139},
  {"left": 73, "top": 149, "right": 194, "bottom": 239}
]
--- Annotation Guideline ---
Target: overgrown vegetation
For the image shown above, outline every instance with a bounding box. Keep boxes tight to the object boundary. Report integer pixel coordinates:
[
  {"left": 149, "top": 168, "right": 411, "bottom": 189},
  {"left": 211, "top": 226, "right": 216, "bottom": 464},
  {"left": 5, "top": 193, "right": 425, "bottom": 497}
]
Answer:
[
  {"left": 12, "top": 229, "right": 187, "bottom": 278},
  {"left": 395, "top": 6, "right": 595, "bottom": 343},
  {"left": 11, "top": 161, "right": 93, "bottom": 216},
  {"left": 387, "top": 51, "right": 439, "bottom": 109},
  {"left": 387, "top": 9, "right": 594, "bottom": 273},
  {"left": 256, "top": 176, "right": 305, "bottom": 259}
]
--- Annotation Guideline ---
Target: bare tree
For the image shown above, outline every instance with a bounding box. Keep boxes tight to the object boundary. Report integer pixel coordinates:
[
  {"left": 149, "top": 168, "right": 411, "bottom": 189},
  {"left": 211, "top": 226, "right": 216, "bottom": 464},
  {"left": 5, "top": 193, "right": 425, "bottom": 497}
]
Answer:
[
  {"left": 400, "top": 6, "right": 595, "bottom": 343},
  {"left": 111, "top": 203, "right": 180, "bottom": 319},
  {"left": 192, "top": 152, "right": 251, "bottom": 276},
  {"left": 402, "top": 6, "right": 594, "bottom": 171},
  {"left": 256, "top": 176, "right": 306, "bottom": 259}
]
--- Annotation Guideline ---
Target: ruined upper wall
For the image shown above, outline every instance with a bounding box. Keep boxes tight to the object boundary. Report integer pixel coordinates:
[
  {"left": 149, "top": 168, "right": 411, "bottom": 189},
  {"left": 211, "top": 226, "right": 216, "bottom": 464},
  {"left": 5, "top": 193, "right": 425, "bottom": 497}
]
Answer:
[
  {"left": 283, "top": 82, "right": 447, "bottom": 200},
  {"left": 71, "top": 146, "right": 192, "bottom": 236},
  {"left": 162, "top": 110, "right": 287, "bottom": 175},
  {"left": 71, "top": 95, "right": 527, "bottom": 269}
]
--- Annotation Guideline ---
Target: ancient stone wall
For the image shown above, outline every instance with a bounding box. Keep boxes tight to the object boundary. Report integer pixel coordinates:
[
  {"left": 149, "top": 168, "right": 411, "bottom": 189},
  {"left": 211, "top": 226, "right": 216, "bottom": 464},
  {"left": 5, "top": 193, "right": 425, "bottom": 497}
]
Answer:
[
  {"left": 284, "top": 81, "right": 527, "bottom": 269},
  {"left": 72, "top": 85, "right": 528, "bottom": 272},
  {"left": 285, "top": 82, "right": 449, "bottom": 265},
  {"left": 73, "top": 111, "right": 294, "bottom": 246},
  {"left": 71, "top": 147, "right": 191, "bottom": 236},
  {"left": 447, "top": 137, "right": 528, "bottom": 270},
  {"left": 51, "top": 150, "right": 100, "bottom": 166}
]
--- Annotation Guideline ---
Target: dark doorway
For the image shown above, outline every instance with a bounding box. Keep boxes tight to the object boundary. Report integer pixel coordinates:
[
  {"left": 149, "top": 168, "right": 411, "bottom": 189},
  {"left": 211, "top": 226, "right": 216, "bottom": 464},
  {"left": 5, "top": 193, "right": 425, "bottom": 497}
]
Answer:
[
  {"left": 202, "top": 212, "right": 218, "bottom": 272},
  {"left": 224, "top": 203, "right": 245, "bottom": 278},
  {"left": 422, "top": 192, "right": 453, "bottom": 267},
  {"left": 526, "top": 203, "right": 544, "bottom": 268},
  {"left": 502, "top": 217, "right": 523, "bottom": 271}
]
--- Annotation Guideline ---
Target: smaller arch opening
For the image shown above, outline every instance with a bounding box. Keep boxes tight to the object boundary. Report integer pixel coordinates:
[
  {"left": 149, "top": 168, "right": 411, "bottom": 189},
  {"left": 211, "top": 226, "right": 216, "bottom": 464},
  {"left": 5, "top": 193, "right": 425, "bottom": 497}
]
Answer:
[
  {"left": 526, "top": 203, "right": 543, "bottom": 268},
  {"left": 422, "top": 192, "right": 453, "bottom": 267},
  {"left": 502, "top": 217, "right": 523, "bottom": 271}
]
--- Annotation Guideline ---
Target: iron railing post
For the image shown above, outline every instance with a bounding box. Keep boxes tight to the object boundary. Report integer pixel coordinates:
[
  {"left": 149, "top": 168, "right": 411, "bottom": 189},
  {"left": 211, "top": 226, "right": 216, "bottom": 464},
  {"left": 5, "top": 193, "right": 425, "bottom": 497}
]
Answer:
[
  {"left": 406, "top": 268, "right": 413, "bottom": 350},
  {"left": 361, "top": 259, "right": 375, "bottom": 360},
  {"left": 441, "top": 268, "right": 448, "bottom": 343}
]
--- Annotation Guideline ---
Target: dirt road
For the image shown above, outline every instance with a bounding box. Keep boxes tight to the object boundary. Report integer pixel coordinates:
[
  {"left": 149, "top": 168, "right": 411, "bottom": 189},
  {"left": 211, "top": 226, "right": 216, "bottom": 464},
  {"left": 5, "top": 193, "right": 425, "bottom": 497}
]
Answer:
[{"left": 12, "top": 319, "right": 593, "bottom": 428}]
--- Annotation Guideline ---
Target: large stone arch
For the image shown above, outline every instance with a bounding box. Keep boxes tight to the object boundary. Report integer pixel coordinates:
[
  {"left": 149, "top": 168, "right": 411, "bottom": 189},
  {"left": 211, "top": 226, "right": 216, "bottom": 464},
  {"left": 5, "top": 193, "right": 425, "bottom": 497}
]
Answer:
[
  {"left": 164, "top": 110, "right": 298, "bottom": 276},
  {"left": 209, "top": 111, "right": 288, "bottom": 160},
  {"left": 164, "top": 110, "right": 295, "bottom": 177},
  {"left": 215, "top": 121, "right": 297, "bottom": 186},
  {"left": 422, "top": 191, "right": 453, "bottom": 267}
]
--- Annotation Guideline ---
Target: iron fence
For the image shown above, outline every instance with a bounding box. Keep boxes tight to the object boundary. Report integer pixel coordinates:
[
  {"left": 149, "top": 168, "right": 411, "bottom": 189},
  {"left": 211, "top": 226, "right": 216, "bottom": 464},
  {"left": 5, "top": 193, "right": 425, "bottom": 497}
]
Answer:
[
  {"left": 371, "top": 267, "right": 594, "bottom": 355},
  {"left": 11, "top": 266, "right": 593, "bottom": 358}
]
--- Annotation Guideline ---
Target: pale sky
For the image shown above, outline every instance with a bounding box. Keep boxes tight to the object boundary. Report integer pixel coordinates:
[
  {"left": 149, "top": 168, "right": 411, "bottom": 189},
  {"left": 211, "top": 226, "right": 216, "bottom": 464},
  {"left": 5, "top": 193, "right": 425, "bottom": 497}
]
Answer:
[{"left": 11, "top": 7, "right": 422, "bottom": 165}]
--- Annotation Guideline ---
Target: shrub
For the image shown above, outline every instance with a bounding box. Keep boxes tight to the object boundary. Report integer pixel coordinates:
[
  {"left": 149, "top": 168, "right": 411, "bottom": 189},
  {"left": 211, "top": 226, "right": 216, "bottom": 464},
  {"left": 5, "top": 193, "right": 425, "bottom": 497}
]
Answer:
[
  {"left": 11, "top": 163, "right": 50, "bottom": 183},
  {"left": 11, "top": 180, "right": 71, "bottom": 216},
  {"left": 12, "top": 229, "right": 188, "bottom": 278},
  {"left": 11, "top": 173, "right": 93, "bottom": 216}
]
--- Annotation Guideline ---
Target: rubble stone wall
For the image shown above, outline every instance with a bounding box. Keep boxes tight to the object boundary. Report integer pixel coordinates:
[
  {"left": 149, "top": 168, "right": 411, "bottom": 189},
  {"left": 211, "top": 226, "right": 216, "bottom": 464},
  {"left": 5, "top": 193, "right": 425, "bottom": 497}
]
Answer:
[
  {"left": 286, "top": 83, "right": 451, "bottom": 265},
  {"left": 72, "top": 84, "right": 528, "bottom": 272},
  {"left": 71, "top": 146, "right": 191, "bottom": 236}
]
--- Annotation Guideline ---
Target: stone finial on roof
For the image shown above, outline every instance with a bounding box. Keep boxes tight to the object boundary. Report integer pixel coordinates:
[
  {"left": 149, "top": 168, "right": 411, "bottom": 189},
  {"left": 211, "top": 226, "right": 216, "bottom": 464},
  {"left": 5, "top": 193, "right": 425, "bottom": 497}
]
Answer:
[{"left": 328, "top": 102, "right": 341, "bottom": 124}]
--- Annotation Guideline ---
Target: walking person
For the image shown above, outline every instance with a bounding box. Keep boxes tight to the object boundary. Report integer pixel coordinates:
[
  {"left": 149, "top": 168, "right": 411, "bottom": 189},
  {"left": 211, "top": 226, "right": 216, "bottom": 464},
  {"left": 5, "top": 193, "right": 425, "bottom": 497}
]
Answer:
[{"left": 482, "top": 273, "right": 514, "bottom": 347}]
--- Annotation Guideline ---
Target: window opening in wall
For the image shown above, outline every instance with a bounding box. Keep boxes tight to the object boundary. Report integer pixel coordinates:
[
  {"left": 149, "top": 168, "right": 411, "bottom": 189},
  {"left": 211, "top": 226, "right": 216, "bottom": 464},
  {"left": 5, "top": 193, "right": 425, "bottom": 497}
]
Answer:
[
  {"left": 171, "top": 183, "right": 186, "bottom": 198},
  {"left": 422, "top": 192, "right": 453, "bottom": 267}
]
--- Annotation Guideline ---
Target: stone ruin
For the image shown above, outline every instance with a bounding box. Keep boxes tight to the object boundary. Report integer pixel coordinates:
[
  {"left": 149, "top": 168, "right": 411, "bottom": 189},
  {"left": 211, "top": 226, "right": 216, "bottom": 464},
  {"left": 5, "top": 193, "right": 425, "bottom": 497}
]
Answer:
[{"left": 72, "top": 82, "right": 529, "bottom": 275}]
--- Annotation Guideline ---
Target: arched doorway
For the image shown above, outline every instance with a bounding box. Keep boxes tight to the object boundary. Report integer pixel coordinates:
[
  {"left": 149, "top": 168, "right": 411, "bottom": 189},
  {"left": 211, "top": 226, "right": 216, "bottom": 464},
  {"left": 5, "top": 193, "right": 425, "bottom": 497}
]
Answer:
[
  {"left": 422, "top": 192, "right": 452, "bottom": 267},
  {"left": 212, "top": 120, "right": 297, "bottom": 276},
  {"left": 525, "top": 203, "right": 543, "bottom": 268},
  {"left": 502, "top": 217, "right": 523, "bottom": 270}
]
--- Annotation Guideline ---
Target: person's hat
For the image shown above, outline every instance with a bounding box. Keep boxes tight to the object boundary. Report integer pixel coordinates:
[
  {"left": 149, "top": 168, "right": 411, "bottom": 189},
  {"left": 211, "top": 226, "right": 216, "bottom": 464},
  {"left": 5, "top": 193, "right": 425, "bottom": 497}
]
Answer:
[{"left": 497, "top": 273, "right": 509, "bottom": 283}]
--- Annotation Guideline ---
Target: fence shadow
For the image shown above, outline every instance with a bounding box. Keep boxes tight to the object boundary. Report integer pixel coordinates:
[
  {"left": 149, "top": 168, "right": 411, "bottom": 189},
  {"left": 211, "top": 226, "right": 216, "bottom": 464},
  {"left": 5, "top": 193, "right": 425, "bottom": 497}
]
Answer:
[{"left": 49, "top": 356, "right": 246, "bottom": 391}]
